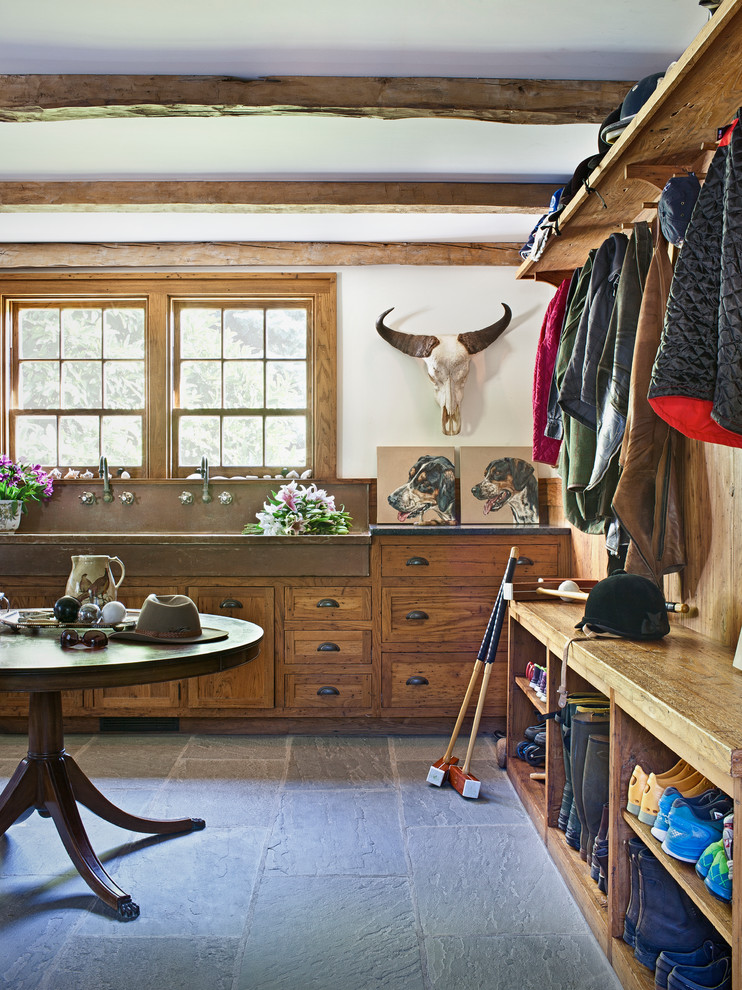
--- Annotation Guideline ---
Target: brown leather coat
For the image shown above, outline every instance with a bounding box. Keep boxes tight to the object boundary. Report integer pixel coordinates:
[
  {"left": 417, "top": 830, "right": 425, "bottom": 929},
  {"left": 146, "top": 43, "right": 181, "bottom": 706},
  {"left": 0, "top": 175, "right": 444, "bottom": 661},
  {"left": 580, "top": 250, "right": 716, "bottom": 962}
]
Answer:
[{"left": 612, "top": 221, "right": 686, "bottom": 583}]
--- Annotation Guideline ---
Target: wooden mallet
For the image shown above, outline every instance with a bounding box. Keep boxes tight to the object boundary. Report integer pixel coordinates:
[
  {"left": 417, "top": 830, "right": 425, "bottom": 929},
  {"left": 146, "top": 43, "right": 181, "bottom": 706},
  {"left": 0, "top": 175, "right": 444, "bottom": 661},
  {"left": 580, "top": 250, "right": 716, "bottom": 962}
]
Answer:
[
  {"left": 426, "top": 580, "right": 502, "bottom": 786},
  {"left": 536, "top": 584, "right": 689, "bottom": 612},
  {"left": 449, "top": 546, "right": 519, "bottom": 800}
]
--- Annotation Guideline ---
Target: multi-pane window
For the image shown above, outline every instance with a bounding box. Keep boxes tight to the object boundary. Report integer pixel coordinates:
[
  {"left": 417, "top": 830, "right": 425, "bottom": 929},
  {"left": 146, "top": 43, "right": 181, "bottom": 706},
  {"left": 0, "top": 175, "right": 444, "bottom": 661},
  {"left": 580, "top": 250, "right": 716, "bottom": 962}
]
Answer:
[
  {"left": 1, "top": 274, "right": 336, "bottom": 479},
  {"left": 13, "top": 302, "right": 145, "bottom": 469},
  {"left": 173, "top": 302, "right": 311, "bottom": 474}
]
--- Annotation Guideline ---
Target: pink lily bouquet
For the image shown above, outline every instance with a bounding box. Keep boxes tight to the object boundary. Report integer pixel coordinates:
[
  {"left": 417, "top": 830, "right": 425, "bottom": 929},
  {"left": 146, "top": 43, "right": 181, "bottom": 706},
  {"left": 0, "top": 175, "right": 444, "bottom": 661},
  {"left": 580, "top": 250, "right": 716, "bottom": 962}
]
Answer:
[{"left": 243, "top": 481, "right": 352, "bottom": 536}]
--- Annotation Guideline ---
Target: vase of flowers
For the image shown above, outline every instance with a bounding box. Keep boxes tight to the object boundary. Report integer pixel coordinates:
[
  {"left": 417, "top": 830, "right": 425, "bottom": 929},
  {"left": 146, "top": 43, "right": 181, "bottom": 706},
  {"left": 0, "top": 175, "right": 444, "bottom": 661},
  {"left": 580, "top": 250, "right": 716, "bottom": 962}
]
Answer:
[
  {"left": 0, "top": 456, "right": 55, "bottom": 532},
  {"left": 242, "top": 481, "right": 352, "bottom": 536}
]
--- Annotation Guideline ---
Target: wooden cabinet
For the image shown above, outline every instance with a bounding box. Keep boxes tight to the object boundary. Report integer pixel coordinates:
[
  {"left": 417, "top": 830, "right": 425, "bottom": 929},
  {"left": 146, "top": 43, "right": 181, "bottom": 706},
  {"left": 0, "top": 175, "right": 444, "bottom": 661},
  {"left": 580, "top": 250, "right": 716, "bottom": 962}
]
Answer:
[
  {"left": 281, "top": 582, "right": 374, "bottom": 715},
  {"left": 186, "top": 587, "right": 275, "bottom": 711},
  {"left": 507, "top": 599, "right": 742, "bottom": 990},
  {"left": 374, "top": 530, "right": 569, "bottom": 718}
]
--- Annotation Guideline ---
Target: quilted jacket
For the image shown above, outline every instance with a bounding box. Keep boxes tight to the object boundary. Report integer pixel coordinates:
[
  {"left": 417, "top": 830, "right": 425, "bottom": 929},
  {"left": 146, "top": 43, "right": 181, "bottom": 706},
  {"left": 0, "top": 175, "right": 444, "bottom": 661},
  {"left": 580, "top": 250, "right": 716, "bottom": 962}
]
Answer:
[
  {"left": 531, "top": 277, "right": 571, "bottom": 466},
  {"left": 648, "top": 115, "right": 742, "bottom": 446}
]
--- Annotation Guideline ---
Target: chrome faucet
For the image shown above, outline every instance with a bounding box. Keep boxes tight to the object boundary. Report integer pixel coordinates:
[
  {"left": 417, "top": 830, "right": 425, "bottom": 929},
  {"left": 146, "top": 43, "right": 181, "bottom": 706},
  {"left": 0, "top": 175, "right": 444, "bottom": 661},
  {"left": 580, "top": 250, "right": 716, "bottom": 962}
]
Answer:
[
  {"left": 200, "top": 455, "right": 212, "bottom": 503},
  {"left": 99, "top": 456, "right": 113, "bottom": 503}
]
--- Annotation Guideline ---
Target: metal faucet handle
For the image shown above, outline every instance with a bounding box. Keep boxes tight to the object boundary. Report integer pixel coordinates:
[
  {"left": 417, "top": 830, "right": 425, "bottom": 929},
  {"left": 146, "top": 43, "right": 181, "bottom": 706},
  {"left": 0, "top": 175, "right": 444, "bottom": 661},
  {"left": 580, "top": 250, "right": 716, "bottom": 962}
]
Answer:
[
  {"left": 179, "top": 491, "right": 194, "bottom": 505},
  {"left": 119, "top": 491, "right": 135, "bottom": 505},
  {"left": 218, "top": 491, "right": 233, "bottom": 505},
  {"left": 79, "top": 491, "right": 96, "bottom": 505}
]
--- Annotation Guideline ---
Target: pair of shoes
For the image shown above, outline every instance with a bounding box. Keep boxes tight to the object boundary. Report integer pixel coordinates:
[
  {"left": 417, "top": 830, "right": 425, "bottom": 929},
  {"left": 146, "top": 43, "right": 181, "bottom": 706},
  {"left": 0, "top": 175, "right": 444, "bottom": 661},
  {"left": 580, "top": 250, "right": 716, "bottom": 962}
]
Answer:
[
  {"left": 651, "top": 786, "right": 720, "bottom": 841},
  {"left": 655, "top": 941, "right": 730, "bottom": 990},
  {"left": 662, "top": 795, "right": 732, "bottom": 864},
  {"left": 696, "top": 814, "right": 733, "bottom": 902},
  {"left": 516, "top": 739, "right": 545, "bottom": 766},
  {"left": 666, "top": 957, "right": 731, "bottom": 989},
  {"left": 638, "top": 759, "right": 707, "bottom": 826}
]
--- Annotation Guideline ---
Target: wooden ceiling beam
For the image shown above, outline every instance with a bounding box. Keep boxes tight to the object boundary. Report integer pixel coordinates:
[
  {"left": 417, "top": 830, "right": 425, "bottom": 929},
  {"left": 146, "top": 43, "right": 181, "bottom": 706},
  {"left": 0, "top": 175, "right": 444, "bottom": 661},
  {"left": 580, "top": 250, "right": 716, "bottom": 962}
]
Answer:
[
  {"left": 0, "top": 74, "right": 631, "bottom": 125},
  {"left": 0, "top": 241, "right": 523, "bottom": 268},
  {"left": 0, "top": 180, "right": 552, "bottom": 213}
]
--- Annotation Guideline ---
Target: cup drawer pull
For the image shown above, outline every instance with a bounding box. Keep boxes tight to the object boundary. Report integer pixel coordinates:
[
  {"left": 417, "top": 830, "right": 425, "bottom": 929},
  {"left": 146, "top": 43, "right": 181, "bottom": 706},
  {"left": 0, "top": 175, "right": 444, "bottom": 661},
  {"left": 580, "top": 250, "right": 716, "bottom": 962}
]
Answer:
[
  {"left": 406, "top": 610, "right": 429, "bottom": 621},
  {"left": 516, "top": 556, "right": 534, "bottom": 566},
  {"left": 317, "top": 642, "right": 341, "bottom": 652},
  {"left": 406, "top": 556, "right": 429, "bottom": 566},
  {"left": 317, "top": 686, "right": 340, "bottom": 696},
  {"left": 317, "top": 598, "right": 340, "bottom": 608},
  {"left": 406, "top": 676, "right": 429, "bottom": 686},
  {"left": 219, "top": 598, "right": 243, "bottom": 609}
]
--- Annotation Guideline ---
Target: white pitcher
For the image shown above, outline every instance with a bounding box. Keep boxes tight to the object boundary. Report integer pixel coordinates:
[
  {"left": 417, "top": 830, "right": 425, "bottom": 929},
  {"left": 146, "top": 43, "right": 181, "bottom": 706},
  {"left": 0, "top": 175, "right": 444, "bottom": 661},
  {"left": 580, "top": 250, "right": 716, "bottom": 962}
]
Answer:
[{"left": 65, "top": 555, "right": 125, "bottom": 605}]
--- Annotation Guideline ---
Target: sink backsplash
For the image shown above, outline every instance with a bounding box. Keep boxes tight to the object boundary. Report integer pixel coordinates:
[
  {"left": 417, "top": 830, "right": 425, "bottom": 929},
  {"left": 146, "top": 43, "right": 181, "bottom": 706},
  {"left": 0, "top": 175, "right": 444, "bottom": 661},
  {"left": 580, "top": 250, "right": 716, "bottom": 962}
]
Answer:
[{"left": 19, "top": 480, "right": 369, "bottom": 535}]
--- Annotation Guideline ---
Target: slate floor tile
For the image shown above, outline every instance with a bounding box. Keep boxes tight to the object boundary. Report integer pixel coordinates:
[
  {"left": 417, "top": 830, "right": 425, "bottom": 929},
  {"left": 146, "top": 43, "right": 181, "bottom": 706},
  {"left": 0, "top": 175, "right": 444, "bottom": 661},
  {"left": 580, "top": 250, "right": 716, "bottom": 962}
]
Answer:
[
  {"left": 286, "top": 736, "right": 394, "bottom": 788},
  {"left": 407, "top": 824, "right": 587, "bottom": 936},
  {"left": 397, "top": 758, "right": 528, "bottom": 826},
  {"left": 148, "top": 758, "right": 285, "bottom": 827},
  {"left": 265, "top": 787, "right": 407, "bottom": 876},
  {"left": 425, "top": 934, "right": 623, "bottom": 990},
  {"left": 49, "top": 936, "right": 240, "bottom": 990},
  {"left": 181, "top": 733, "right": 290, "bottom": 760},
  {"left": 73, "top": 733, "right": 189, "bottom": 787},
  {"left": 238, "top": 875, "right": 425, "bottom": 990}
]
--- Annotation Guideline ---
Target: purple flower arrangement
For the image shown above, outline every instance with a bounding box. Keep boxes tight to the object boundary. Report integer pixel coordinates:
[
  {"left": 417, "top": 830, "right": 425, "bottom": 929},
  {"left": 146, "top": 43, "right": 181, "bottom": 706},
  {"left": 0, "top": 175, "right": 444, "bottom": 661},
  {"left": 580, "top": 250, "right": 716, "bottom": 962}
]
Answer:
[
  {"left": 0, "top": 455, "right": 55, "bottom": 512},
  {"left": 243, "top": 481, "right": 352, "bottom": 536}
]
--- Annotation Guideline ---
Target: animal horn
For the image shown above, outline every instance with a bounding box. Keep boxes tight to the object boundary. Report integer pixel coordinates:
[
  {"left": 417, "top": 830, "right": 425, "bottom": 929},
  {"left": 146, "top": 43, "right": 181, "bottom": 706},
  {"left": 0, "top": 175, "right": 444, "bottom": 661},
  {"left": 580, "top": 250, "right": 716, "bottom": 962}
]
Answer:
[
  {"left": 457, "top": 304, "right": 512, "bottom": 355},
  {"left": 376, "top": 308, "right": 440, "bottom": 359}
]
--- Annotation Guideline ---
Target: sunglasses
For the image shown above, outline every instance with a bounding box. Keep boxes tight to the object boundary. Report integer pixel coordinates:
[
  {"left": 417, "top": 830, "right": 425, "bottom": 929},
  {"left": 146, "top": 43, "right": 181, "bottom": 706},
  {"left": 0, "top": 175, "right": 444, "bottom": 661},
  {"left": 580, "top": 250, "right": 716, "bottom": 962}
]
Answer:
[{"left": 60, "top": 629, "right": 109, "bottom": 650}]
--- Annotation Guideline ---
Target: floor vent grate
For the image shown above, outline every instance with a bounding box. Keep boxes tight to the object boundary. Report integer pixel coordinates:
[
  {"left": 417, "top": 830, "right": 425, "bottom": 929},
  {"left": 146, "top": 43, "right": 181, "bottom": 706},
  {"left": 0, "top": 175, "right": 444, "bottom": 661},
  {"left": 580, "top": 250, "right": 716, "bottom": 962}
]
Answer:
[{"left": 99, "top": 717, "right": 180, "bottom": 733}]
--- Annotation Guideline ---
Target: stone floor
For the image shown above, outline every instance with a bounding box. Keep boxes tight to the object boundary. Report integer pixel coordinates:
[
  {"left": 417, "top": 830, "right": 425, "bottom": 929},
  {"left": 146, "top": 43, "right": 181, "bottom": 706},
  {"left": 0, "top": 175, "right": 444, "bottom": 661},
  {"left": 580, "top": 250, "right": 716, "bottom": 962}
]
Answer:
[{"left": 0, "top": 732, "right": 622, "bottom": 990}]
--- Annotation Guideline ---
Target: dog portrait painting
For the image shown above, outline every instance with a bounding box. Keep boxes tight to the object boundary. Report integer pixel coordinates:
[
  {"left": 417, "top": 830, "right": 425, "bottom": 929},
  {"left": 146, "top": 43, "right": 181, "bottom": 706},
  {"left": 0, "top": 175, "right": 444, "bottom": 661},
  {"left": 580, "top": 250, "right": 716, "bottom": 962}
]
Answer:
[
  {"left": 377, "top": 446, "right": 457, "bottom": 525},
  {"left": 460, "top": 447, "right": 539, "bottom": 525}
]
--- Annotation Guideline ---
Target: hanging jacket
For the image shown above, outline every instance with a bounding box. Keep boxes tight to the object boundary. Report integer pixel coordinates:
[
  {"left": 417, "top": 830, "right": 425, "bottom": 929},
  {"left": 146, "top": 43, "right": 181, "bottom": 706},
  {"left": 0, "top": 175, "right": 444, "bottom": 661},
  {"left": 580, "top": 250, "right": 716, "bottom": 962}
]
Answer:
[
  {"left": 648, "top": 116, "right": 742, "bottom": 446},
  {"left": 545, "top": 267, "right": 581, "bottom": 444},
  {"left": 612, "top": 220, "right": 686, "bottom": 583},
  {"left": 588, "top": 221, "right": 654, "bottom": 489},
  {"left": 532, "top": 278, "right": 571, "bottom": 465}
]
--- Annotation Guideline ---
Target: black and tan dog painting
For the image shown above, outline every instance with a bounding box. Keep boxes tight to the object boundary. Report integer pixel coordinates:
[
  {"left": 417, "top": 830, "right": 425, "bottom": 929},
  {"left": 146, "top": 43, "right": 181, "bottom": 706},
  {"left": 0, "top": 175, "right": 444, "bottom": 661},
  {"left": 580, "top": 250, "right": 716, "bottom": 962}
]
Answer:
[
  {"left": 470, "top": 456, "right": 539, "bottom": 525},
  {"left": 387, "top": 454, "right": 456, "bottom": 525}
]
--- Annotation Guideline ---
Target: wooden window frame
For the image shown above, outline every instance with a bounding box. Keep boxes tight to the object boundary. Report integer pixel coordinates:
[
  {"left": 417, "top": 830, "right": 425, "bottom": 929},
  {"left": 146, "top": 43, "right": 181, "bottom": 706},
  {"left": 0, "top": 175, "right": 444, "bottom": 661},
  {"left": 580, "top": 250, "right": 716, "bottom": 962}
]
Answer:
[{"left": 0, "top": 272, "right": 337, "bottom": 479}]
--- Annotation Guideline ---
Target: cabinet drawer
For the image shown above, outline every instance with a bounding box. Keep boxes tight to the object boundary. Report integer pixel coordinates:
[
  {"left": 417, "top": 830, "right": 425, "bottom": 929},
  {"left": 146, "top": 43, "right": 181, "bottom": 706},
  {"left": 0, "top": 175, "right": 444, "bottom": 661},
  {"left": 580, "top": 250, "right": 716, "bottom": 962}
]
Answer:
[
  {"left": 285, "top": 629, "right": 371, "bottom": 665},
  {"left": 285, "top": 586, "right": 371, "bottom": 621},
  {"left": 383, "top": 653, "right": 504, "bottom": 710},
  {"left": 380, "top": 541, "right": 561, "bottom": 579},
  {"left": 382, "top": 588, "right": 496, "bottom": 643},
  {"left": 284, "top": 672, "right": 372, "bottom": 710}
]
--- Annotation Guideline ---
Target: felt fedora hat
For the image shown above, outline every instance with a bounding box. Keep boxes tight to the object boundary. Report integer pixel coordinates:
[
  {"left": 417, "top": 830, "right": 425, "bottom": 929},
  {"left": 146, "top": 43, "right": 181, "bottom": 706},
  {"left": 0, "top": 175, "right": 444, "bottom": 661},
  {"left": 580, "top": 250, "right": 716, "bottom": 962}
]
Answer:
[{"left": 110, "top": 594, "right": 227, "bottom": 643}]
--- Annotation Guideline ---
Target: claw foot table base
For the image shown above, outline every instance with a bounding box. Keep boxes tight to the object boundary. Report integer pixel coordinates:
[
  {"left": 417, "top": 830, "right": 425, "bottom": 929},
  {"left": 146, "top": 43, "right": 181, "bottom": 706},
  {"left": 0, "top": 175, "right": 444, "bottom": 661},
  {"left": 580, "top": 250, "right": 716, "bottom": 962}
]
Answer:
[{"left": 0, "top": 691, "right": 205, "bottom": 920}]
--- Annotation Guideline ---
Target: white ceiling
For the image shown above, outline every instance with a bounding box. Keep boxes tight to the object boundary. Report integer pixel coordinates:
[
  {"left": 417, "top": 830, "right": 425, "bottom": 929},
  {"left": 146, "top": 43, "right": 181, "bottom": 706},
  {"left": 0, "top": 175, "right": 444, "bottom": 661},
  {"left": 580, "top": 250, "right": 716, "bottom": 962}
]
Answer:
[{"left": 0, "top": 0, "right": 713, "bottom": 245}]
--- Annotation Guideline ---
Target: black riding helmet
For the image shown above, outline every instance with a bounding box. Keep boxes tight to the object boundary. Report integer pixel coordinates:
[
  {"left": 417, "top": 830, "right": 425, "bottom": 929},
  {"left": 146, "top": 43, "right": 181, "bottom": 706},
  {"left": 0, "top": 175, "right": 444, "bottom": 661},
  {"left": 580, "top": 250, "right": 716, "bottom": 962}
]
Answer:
[{"left": 575, "top": 570, "right": 670, "bottom": 639}]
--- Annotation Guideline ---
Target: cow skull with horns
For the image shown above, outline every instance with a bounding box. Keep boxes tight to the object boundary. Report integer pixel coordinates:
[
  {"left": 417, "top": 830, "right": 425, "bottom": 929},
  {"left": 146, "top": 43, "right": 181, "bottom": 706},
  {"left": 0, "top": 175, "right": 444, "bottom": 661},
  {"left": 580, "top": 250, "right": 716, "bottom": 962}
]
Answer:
[{"left": 375, "top": 304, "right": 512, "bottom": 435}]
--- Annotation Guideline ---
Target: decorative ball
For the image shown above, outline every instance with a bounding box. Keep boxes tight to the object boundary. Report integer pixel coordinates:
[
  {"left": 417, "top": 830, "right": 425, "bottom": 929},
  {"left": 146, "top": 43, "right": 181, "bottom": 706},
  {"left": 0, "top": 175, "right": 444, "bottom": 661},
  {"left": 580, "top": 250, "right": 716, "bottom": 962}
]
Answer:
[
  {"left": 558, "top": 580, "right": 581, "bottom": 601},
  {"left": 77, "top": 602, "right": 101, "bottom": 625},
  {"left": 100, "top": 600, "right": 127, "bottom": 625},
  {"left": 53, "top": 596, "right": 82, "bottom": 623}
]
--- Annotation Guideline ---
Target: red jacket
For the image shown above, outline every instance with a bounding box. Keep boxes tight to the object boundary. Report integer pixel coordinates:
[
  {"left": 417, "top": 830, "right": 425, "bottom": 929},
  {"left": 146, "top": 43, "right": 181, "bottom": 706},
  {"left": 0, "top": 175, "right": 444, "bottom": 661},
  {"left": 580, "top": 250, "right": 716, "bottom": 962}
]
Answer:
[{"left": 532, "top": 278, "right": 571, "bottom": 465}]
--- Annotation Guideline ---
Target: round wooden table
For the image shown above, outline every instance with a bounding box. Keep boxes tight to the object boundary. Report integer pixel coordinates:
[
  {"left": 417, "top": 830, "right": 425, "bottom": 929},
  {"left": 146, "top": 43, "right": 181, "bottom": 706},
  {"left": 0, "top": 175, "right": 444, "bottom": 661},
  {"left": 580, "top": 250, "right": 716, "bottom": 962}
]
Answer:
[{"left": 0, "top": 614, "right": 263, "bottom": 921}]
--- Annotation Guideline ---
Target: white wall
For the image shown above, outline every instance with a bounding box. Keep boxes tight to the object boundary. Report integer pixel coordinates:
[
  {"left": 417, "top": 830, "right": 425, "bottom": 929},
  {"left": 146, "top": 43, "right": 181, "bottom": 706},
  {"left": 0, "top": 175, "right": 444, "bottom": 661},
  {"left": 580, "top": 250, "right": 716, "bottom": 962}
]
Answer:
[{"left": 336, "top": 265, "right": 555, "bottom": 477}]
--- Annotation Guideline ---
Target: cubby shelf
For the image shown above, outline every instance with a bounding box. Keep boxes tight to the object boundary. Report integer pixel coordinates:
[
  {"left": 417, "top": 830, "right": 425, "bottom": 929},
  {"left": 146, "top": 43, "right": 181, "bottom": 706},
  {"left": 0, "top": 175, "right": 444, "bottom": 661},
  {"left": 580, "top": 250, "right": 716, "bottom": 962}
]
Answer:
[
  {"left": 507, "top": 600, "right": 742, "bottom": 989},
  {"left": 514, "top": 675, "right": 547, "bottom": 714},
  {"left": 623, "top": 812, "right": 732, "bottom": 943}
]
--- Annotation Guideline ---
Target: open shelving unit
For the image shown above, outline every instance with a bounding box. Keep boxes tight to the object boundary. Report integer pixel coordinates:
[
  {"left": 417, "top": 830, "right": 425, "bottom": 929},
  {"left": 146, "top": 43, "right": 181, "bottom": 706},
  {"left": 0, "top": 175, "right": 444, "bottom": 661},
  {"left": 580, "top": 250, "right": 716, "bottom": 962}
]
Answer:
[
  {"left": 516, "top": 0, "right": 742, "bottom": 286},
  {"left": 506, "top": 599, "right": 742, "bottom": 989}
]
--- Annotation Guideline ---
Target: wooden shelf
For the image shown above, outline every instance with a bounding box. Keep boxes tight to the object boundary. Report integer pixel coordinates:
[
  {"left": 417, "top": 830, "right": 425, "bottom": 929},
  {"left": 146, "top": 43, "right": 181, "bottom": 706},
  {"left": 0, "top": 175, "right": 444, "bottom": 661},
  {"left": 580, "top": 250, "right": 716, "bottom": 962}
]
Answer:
[
  {"left": 611, "top": 937, "right": 656, "bottom": 990},
  {"left": 624, "top": 812, "right": 733, "bottom": 944},
  {"left": 516, "top": 0, "right": 742, "bottom": 284},
  {"left": 514, "top": 675, "right": 547, "bottom": 714},
  {"left": 508, "top": 757, "right": 546, "bottom": 837},
  {"left": 545, "top": 826, "right": 609, "bottom": 954}
]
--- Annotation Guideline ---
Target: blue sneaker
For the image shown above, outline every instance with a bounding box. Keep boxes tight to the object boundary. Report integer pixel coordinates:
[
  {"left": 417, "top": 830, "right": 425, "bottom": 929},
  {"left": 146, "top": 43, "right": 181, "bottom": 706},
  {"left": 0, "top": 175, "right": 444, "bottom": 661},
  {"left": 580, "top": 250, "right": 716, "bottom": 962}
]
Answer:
[
  {"left": 662, "top": 801, "right": 728, "bottom": 863},
  {"left": 696, "top": 839, "right": 724, "bottom": 880},
  {"left": 704, "top": 849, "right": 732, "bottom": 902},
  {"left": 651, "top": 787, "right": 719, "bottom": 842}
]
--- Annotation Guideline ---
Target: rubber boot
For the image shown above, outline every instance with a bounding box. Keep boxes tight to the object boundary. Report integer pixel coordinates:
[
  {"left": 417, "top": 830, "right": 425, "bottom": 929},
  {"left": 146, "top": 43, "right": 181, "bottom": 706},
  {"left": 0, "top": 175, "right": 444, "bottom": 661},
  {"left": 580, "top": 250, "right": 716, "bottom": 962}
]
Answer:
[
  {"left": 591, "top": 801, "right": 610, "bottom": 883},
  {"left": 569, "top": 710, "right": 610, "bottom": 859},
  {"left": 559, "top": 697, "right": 608, "bottom": 842},
  {"left": 623, "top": 836, "right": 647, "bottom": 947},
  {"left": 634, "top": 848, "right": 717, "bottom": 969},
  {"left": 556, "top": 708, "right": 573, "bottom": 832},
  {"left": 582, "top": 733, "right": 610, "bottom": 865}
]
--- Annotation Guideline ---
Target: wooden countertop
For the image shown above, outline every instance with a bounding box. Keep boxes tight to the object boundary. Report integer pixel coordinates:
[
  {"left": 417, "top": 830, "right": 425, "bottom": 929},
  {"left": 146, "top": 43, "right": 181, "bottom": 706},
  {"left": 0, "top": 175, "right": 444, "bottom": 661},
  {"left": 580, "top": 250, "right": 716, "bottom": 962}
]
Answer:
[{"left": 509, "top": 599, "right": 742, "bottom": 783}]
